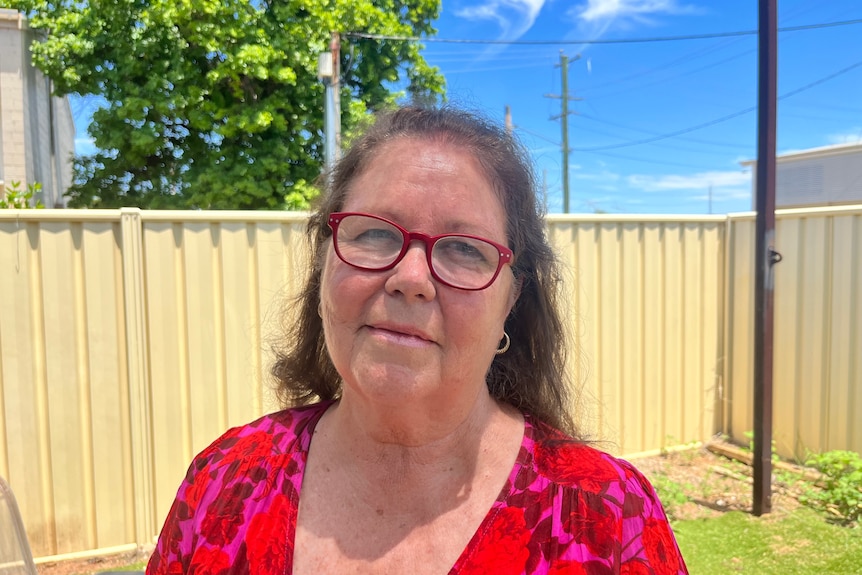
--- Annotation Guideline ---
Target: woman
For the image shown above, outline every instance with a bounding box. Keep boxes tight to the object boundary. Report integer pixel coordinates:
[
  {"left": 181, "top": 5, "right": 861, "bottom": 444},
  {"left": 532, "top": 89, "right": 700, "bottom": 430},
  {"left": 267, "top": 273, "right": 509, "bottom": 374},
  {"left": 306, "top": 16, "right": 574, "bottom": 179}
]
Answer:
[{"left": 147, "top": 106, "right": 688, "bottom": 574}]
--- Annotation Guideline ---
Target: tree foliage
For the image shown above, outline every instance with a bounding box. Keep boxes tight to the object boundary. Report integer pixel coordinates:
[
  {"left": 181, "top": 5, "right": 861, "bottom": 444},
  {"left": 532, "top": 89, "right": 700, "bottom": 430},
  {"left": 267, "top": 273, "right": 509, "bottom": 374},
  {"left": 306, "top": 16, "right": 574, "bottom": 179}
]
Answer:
[
  {"left": 6, "top": 0, "right": 444, "bottom": 209},
  {"left": 0, "top": 181, "right": 45, "bottom": 208}
]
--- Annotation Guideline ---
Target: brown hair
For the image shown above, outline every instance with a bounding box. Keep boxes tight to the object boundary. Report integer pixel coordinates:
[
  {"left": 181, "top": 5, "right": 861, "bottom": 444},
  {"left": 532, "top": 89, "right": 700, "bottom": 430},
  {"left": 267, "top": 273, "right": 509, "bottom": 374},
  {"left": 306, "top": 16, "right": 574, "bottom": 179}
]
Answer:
[{"left": 271, "top": 106, "right": 578, "bottom": 436}]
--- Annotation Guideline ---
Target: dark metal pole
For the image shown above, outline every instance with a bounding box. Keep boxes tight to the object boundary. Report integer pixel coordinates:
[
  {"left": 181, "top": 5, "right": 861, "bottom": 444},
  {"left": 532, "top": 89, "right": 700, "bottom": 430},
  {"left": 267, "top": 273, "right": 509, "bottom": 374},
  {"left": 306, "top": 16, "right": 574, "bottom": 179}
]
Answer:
[{"left": 753, "top": 0, "right": 779, "bottom": 516}]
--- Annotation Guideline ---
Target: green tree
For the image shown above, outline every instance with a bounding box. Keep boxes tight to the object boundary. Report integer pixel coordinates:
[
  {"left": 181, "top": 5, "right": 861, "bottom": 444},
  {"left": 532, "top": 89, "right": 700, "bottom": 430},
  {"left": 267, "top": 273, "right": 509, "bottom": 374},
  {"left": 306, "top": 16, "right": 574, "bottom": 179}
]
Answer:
[{"left": 6, "top": 0, "right": 444, "bottom": 209}]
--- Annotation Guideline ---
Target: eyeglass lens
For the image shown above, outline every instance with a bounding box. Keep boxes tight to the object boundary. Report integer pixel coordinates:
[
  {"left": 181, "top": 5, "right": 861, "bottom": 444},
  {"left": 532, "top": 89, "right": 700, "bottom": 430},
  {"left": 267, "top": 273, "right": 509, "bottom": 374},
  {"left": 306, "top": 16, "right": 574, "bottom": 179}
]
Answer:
[{"left": 333, "top": 214, "right": 503, "bottom": 289}]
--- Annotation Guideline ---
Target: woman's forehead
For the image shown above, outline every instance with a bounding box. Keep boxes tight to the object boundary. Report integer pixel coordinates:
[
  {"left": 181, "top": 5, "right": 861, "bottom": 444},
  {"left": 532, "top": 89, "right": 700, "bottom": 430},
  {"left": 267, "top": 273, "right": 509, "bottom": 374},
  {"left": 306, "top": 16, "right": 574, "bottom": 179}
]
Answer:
[{"left": 343, "top": 138, "right": 507, "bottom": 215}]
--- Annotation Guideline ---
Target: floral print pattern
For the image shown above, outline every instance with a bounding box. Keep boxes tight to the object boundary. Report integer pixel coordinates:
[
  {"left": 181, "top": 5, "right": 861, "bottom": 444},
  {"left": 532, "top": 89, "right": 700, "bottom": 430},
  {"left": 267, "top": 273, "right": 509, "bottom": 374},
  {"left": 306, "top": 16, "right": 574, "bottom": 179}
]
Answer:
[{"left": 147, "top": 402, "right": 687, "bottom": 574}]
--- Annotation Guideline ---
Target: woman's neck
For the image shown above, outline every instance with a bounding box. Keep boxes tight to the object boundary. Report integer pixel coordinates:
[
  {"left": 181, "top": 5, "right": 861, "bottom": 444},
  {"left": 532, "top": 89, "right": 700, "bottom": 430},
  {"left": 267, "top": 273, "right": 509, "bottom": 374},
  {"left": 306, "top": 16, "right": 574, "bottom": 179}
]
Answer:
[
  {"left": 314, "top": 393, "right": 521, "bottom": 500},
  {"left": 293, "top": 395, "right": 526, "bottom": 575}
]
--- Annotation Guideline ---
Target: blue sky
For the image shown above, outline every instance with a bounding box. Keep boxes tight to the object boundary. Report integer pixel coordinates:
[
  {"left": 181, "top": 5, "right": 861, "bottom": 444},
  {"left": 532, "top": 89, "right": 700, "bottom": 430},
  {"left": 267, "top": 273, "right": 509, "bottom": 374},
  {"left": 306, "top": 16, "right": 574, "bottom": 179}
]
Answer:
[
  {"left": 417, "top": 0, "right": 862, "bottom": 213},
  {"left": 72, "top": 0, "right": 862, "bottom": 214}
]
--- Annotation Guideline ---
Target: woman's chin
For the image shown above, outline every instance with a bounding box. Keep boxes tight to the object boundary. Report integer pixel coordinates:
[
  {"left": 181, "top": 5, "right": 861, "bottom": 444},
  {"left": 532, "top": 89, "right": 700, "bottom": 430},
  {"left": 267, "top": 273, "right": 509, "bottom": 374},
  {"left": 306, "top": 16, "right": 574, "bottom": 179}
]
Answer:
[{"left": 345, "top": 365, "right": 433, "bottom": 403}]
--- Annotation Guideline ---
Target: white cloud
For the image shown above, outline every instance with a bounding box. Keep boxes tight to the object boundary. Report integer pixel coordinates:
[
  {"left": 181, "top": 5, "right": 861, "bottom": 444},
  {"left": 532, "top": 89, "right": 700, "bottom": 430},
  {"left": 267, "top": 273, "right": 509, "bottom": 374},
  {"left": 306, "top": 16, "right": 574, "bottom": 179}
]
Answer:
[
  {"left": 827, "top": 130, "right": 862, "bottom": 145},
  {"left": 627, "top": 170, "right": 750, "bottom": 200},
  {"left": 455, "top": 0, "right": 546, "bottom": 41},
  {"left": 558, "top": 0, "right": 702, "bottom": 56},
  {"left": 571, "top": 0, "right": 700, "bottom": 24}
]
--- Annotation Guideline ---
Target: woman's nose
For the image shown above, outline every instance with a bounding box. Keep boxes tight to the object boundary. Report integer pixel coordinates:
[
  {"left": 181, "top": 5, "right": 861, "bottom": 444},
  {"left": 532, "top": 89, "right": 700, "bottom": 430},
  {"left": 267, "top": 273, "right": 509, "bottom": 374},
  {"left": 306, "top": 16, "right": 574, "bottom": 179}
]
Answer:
[{"left": 385, "top": 242, "right": 437, "bottom": 300}]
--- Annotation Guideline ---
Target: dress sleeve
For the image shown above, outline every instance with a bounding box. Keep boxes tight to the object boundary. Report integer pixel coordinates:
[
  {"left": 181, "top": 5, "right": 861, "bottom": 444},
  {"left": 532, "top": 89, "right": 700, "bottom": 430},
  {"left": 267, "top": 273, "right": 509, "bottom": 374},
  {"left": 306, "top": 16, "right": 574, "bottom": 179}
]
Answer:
[
  {"left": 145, "top": 412, "right": 305, "bottom": 575},
  {"left": 145, "top": 448, "right": 219, "bottom": 575},
  {"left": 617, "top": 463, "right": 688, "bottom": 574}
]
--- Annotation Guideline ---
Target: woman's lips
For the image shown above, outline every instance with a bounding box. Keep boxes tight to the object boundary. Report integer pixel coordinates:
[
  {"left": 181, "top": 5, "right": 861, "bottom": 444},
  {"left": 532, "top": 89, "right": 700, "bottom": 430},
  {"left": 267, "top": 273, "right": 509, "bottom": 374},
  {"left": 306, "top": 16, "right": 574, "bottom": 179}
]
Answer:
[{"left": 367, "top": 324, "right": 434, "bottom": 347}]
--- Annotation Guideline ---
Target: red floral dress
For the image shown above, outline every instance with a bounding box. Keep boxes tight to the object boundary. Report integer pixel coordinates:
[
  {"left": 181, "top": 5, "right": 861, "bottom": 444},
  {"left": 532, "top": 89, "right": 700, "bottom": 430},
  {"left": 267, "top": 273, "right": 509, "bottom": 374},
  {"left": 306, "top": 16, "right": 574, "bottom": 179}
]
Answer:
[{"left": 147, "top": 402, "right": 688, "bottom": 574}]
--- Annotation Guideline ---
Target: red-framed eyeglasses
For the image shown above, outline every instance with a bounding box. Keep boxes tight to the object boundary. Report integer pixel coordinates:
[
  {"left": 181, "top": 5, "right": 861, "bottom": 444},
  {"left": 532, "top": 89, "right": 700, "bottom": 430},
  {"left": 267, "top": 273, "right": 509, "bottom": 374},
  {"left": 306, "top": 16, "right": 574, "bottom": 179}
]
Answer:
[{"left": 328, "top": 212, "right": 514, "bottom": 291}]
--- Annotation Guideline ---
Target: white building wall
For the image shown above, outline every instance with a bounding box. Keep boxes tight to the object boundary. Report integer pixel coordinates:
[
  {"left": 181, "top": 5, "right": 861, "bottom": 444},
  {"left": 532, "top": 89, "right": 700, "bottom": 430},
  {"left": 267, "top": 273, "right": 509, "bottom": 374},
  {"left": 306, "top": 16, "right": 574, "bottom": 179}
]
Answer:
[
  {"left": 744, "top": 143, "right": 862, "bottom": 209},
  {"left": 55, "top": 96, "right": 75, "bottom": 194},
  {"left": 0, "top": 8, "right": 75, "bottom": 207},
  {"left": 0, "top": 10, "right": 27, "bottom": 189}
]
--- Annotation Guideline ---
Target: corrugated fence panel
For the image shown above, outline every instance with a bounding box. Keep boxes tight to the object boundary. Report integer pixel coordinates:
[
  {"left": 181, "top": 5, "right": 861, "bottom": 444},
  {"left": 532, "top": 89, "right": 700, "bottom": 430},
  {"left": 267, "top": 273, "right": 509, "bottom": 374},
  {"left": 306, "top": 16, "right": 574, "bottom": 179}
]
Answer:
[
  {"left": 0, "top": 210, "right": 311, "bottom": 559},
  {"left": 854, "top": 214, "right": 862, "bottom": 455},
  {"left": 143, "top": 220, "right": 193, "bottom": 528},
  {"left": 642, "top": 223, "right": 665, "bottom": 452},
  {"left": 725, "top": 206, "right": 862, "bottom": 459},
  {"left": 547, "top": 216, "right": 725, "bottom": 456},
  {"left": 725, "top": 215, "right": 754, "bottom": 446},
  {"left": 139, "top": 212, "right": 310, "bottom": 536},
  {"left": 1, "top": 217, "right": 56, "bottom": 556},
  {"left": 80, "top": 223, "right": 135, "bottom": 554},
  {"left": 828, "top": 215, "right": 860, "bottom": 452},
  {"left": 1, "top": 207, "right": 859, "bottom": 560},
  {"left": 0, "top": 212, "right": 134, "bottom": 558}
]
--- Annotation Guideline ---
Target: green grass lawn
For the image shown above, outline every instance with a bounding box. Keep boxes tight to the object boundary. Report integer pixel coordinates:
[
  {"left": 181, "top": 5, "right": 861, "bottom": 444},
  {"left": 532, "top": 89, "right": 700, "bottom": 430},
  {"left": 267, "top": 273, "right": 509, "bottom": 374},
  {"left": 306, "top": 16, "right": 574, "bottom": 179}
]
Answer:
[
  {"left": 673, "top": 507, "right": 862, "bottom": 574},
  {"left": 103, "top": 564, "right": 147, "bottom": 572}
]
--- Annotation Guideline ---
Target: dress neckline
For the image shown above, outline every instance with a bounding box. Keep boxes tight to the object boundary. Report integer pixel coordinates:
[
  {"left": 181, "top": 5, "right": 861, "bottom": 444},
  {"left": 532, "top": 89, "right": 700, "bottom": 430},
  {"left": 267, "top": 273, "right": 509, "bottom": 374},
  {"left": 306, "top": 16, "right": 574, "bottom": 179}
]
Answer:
[{"left": 290, "top": 400, "right": 531, "bottom": 574}]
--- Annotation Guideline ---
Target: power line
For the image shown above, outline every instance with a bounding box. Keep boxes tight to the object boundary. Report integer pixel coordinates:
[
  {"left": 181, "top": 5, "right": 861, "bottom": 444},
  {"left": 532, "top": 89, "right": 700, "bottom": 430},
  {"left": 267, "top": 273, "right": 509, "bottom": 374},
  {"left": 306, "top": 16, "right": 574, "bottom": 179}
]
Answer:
[
  {"left": 581, "top": 48, "right": 755, "bottom": 99},
  {"left": 523, "top": 119, "right": 750, "bottom": 169},
  {"left": 567, "top": 120, "right": 751, "bottom": 156},
  {"left": 580, "top": 42, "right": 753, "bottom": 93},
  {"left": 581, "top": 148, "right": 745, "bottom": 171},
  {"left": 569, "top": 59, "right": 862, "bottom": 152},
  {"left": 344, "top": 18, "right": 862, "bottom": 46},
  {"left": 444, "top": 61, "right": 553, "bottom": 75},
  {"left": 513, "top": 124, "right": 559, "bottom": 146},
  {"left": 579, "top": 112, "right": 749, "bottom": 150}
]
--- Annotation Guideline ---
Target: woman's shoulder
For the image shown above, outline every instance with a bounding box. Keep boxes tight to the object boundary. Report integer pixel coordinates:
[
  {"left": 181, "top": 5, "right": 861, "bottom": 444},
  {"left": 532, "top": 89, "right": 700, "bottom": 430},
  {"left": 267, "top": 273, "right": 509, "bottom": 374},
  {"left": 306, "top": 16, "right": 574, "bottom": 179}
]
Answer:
[
  {"left": 525, "top": 418, "right": 653, "bottom": 496},
  {"left": 186, "top": 401, "right": 329, "bottom": 476},
  {"left": 508, "top": 419, "right": 687, "bottom": 572}
]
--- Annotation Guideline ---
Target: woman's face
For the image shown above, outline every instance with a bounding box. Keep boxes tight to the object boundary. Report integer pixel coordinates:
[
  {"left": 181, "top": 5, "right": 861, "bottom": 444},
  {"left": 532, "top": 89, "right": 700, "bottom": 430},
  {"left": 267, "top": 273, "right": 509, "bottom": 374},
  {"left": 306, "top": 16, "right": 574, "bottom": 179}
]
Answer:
[{"left": 319, "top": 137, "right": 519, "bottom": 415}]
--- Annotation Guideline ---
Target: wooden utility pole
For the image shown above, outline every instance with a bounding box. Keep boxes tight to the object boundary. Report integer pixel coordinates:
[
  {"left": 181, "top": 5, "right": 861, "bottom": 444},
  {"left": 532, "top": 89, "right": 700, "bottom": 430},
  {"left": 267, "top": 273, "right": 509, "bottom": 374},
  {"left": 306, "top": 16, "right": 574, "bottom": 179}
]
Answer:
[
  {"left": 545, "top": 52, "right": 581, "bottom": 213},
  {"left": 753, "top": 0, "right": 781, "bottom": 516}
]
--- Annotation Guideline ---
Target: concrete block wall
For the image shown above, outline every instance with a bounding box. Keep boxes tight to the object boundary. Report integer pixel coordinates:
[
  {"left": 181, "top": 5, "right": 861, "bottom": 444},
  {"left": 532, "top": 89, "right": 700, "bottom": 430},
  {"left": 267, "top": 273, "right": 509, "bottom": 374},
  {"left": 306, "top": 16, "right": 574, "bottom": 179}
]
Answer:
[{"left": 0, "top": 8, "right": 74, "bottom": 208}]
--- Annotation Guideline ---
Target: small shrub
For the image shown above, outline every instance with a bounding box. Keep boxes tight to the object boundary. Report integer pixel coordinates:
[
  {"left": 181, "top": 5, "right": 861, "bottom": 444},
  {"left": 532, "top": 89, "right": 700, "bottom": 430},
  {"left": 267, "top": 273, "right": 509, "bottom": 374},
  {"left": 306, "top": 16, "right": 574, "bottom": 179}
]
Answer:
[
  {"left": 800, "top": 450, "right": 862, "bottom": 526},
  {"left": 652, "top": 472, "right": 690, "bottom": 520},
  {"left": 0, "top": 180, "right": 44, "bottom": 209}
]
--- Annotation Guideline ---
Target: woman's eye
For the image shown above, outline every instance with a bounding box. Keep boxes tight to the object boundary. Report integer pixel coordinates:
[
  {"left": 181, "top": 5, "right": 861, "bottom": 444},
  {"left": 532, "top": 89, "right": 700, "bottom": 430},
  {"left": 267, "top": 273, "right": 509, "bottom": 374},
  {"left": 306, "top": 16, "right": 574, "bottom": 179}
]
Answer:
[
  {"left": 353, "top": 227, "right": 401, "bottom": 245},
  {"left": 439, "top": 239, "right": 489, "bottom": 263}
]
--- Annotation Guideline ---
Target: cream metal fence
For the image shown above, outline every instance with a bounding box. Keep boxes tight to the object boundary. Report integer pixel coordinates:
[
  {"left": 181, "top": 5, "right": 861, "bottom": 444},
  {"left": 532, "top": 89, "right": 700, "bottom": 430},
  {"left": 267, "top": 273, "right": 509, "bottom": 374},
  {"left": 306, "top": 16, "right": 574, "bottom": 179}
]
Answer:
[
  {"left": 0, "top": 206, "right": 859, "bottom": 560},
  {"left": 724, "top": 205, "right": 862, "bottom": 459},
  {"left": 547, "top": 215, "right": 726, "bottom": 456},
  {"left": 1, "top": 209, "right": 308, "bottom": 560}
]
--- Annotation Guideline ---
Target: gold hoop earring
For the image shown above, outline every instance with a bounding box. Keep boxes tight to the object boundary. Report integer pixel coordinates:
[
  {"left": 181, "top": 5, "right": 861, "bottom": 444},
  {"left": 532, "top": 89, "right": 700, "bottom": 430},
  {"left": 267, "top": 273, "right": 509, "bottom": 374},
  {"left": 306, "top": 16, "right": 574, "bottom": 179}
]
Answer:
[{"left": 495, "top": 332, "right": 510, "bottom": 355}]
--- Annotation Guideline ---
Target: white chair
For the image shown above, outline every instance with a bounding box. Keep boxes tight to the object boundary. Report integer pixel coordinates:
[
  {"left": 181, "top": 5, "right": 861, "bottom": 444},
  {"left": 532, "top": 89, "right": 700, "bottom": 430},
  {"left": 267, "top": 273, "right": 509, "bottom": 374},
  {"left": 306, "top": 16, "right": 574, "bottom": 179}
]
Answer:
[{"left": 0, "top": 476, "right": 37, "bottom": 575}]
